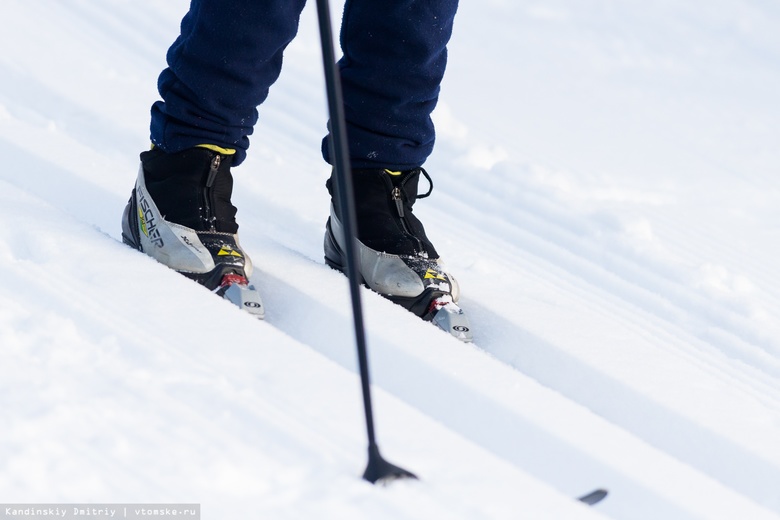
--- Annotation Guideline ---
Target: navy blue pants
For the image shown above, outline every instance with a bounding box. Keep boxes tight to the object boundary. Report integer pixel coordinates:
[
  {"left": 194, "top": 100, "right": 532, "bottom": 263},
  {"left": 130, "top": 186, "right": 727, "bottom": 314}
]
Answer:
[{"left": 150, "top": 0, "right": 458, "bottom": 169}]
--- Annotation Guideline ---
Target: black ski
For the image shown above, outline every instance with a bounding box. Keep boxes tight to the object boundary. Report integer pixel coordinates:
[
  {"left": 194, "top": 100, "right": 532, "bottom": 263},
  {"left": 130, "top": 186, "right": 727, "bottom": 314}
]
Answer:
[{"left": 578, "top": 488, "right": 609, "bottom": 506}]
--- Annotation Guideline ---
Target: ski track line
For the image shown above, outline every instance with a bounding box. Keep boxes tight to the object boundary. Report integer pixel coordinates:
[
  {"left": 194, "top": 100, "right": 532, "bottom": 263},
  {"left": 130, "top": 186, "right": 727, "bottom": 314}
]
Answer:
[
  {"left": 0, "top": 257, "right": 286, "bottom": 498},
  {"left": 246, "top": 180, "right": 780, "bottom": 450},
  {"left": 257, "top": 271, "right": 676, "bottom": 520},
  {"left": 433, "top": 194, "right": 780, "bottom": 405},
  {"left": 437, "top": 153, "right": 778, "bottom": 330},
  {"left": 0, "top": 229, "right": 402, "bottom": 512},
  {"left": 17, "top": 0, "right": 182, "bottom": 69},
  {"left": 421, "top": 188, "right": 780, "bottom": 509},
  {"left": 502, "top": 207, "right": 780, "bottom": 408},
  {"left": 471, "top": 254, "right": 780, "bottom": 484},
  {"left": 432, "top": 186, "right": 780, "bottom": 425},
  {"left": 646, "top": 207, "right": 780, "bottom": 313},
  {"left": 466, "top": 297, "right": 780, "bottom": 509},
  {"left": 502, "top": 186, "right": 775, "bottom": 357},
  {"left": 436, "top": 178, "right": 780, "bottom": 379},
  {"left": 454, "top": 214, "right": 780, "bottom": 412},
  {"left": 0, "top": 65, "right": 144, "bottom": 166},
  {"left": 249, "top": 237, "right": 780, "bottom": 520},
  {"left": 0, "top": 5, "right": 159, "bottom": 141},
  {"left": 0, "top": 194, "right": 611, "bottom": 520}
]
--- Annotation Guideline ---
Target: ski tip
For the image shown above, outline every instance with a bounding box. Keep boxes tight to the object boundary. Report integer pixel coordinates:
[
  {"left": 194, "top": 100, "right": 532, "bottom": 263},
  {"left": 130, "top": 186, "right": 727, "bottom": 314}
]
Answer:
[
  {"left": 431, "top": 299, "right": 473, "bottom": 342},
  {"left": 578, "top": 488, "right": 608, "bottom": 506},
  {"left": 219, "top": 278, "right": 265, "bottom": 319}
]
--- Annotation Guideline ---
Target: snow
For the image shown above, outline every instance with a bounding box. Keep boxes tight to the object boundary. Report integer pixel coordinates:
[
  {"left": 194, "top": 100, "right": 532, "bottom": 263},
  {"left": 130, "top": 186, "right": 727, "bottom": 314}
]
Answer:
[{"left": 1, "top": 0, "right": 780, "bottom": 518}]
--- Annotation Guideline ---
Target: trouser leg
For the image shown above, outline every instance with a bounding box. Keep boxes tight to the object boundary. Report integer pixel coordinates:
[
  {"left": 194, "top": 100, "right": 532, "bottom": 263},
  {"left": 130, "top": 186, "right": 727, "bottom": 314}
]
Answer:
[
  {"left": 150, "top": 0, "right": 308, "bottom": 166},
  {"left": 323, "top": 0, "right": 459, "bottom": 170}
]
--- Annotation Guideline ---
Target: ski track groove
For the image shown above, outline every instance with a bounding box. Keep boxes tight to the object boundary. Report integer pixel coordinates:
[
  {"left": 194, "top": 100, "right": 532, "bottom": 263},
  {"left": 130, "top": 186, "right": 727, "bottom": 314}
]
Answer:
[
  {"left": 250, "top": 237, "right": 780, "bottom": 519},
  {"left": 0, "top": 203, "right": 612, "bottom": 517},
  {"left": 510, "top": 246, "right": 780, "bottom": 412},
  {"left": 0, "top": 215, "right": 375, "bottom": 503},
  {"left": 648, "top": 207, "right": 780, "bottom": 314},
  {"left": 251, "top": 245, "right": 694, "bottom": 520},
  {"left": 436, "top": 178, "right": 780, "bottom": 375},
  {"left": 419, "top": 171, "right": 780, "bottom": 509},
  {"left": 432, "top": 179, "right": 780, "bottom": 418},
  {"left": 239, "top": 159, "right": 780, "bottom": 476},
  {"left": 461, "top": 210, "right": 779, "bottom": 389}
]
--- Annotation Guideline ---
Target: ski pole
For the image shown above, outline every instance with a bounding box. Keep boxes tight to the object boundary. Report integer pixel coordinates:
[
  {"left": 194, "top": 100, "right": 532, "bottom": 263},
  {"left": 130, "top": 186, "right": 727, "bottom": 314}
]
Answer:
[{"left": 314, "top": 0, "right": 417, "bottom": 484}]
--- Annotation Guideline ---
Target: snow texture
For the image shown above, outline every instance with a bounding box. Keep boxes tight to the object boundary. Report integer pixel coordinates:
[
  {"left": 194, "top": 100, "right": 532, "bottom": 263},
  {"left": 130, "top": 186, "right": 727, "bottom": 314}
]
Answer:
[{"left": 2, "top": 0, "right": 780, "bottom": 518}]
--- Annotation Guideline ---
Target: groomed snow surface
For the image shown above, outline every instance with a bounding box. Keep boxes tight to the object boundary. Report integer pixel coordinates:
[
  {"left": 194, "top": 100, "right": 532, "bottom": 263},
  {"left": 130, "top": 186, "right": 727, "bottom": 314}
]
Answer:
[{"left": 2, "top": 1, "right": 780, "bottom": 518}]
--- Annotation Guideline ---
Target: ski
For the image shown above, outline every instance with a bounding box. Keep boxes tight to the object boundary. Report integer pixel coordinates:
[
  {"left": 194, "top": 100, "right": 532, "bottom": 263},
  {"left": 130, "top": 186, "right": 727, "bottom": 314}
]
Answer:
[
  {"left": 429, "top": 296, "right": 473, "bottom": 342},
  {"left": 578, "top": 488, "right": 608, "bottom": 506},
  {"left": 214, "top": 273, "right": 265, "bottom": 319}
]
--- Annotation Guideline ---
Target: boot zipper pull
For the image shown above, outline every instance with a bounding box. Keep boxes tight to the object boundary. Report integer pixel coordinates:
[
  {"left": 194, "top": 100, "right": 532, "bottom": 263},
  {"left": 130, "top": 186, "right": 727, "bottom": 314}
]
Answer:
[
  {"left": 390, "top": 179, "right": 424, "bottom": 254},
  {"left": 392, "top": 186, "right": 405, "bottom": 217},
  {"left": 206, "top": 154, "right": 221, "bottom": 188},
  {"left": 203, "top": 154, "right": 222, "bottom": 230}
]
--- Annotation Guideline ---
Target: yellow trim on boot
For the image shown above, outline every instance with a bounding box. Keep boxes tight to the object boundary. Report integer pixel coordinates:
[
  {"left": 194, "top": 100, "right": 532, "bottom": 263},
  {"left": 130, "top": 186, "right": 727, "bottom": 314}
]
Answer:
[
  {"left": 147, "top": 143, "right": 237, "bottom": 155},
  {"left": 217, "top": 246, "right": 243, "bottom": 258},
  {"left": 197, "top": 144, "right": 237, "bottom": 155},
  {"left": 424, "top": 268, "right": 446, "bottom": 281}
]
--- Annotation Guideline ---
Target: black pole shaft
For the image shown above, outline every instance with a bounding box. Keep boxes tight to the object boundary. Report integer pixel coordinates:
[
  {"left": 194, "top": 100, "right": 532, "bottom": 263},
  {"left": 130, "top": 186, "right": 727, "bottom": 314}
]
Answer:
[
  {"left": 314, "top": 0, "right": 417, "bottom": 484},
  {"left": 314, "top": 0, "right": 377, "bottom": 449}
]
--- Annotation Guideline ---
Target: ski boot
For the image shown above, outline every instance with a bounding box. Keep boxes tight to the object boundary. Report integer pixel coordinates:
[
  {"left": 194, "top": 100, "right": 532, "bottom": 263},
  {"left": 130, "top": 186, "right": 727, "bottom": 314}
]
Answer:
[
  {"left": 121, "top": 147, "right": 264, "bottom": 318},
  {"left": 324, "top": 168, "right": 471, "bottom": 342}
]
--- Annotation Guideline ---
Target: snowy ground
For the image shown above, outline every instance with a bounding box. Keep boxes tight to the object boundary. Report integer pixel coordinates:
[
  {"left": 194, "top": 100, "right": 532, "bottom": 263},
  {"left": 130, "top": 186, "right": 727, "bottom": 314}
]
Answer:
[{"left": 1, "top": 0, "right": 780, "bottom": 518}]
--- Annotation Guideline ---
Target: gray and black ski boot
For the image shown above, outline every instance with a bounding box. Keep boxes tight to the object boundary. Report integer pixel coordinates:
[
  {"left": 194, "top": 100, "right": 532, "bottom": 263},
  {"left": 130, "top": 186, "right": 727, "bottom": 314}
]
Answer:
[
  {"left": 121, "top": 147, "right": 264, "bottom": 318},
  {"left": 324, "top": 168, "right": 471, "bottom": 342}
]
